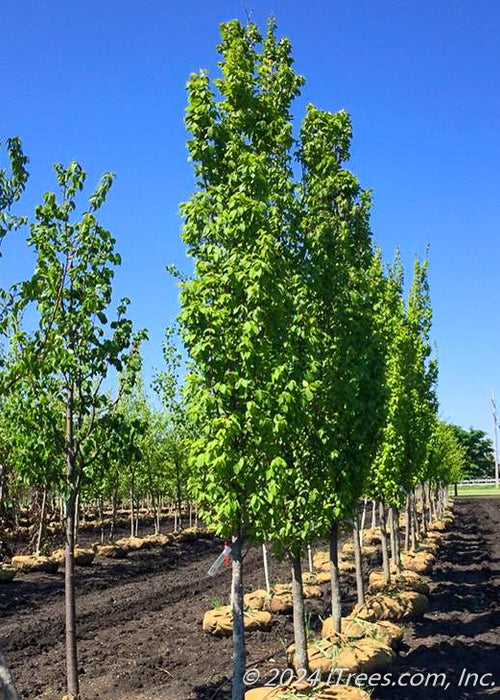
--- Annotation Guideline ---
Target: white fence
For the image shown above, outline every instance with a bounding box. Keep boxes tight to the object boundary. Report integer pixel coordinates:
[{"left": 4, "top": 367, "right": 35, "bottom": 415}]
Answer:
[{"left": 459, "top": 478, "right": 498, "bottom": 486}]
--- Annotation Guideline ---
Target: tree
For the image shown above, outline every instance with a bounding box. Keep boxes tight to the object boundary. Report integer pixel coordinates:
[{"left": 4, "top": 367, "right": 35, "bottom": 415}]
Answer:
[
  {"left": 15, "top": 162, "right": 145, "bottom": 699},
  {"left": 298, "top": 104, "right": 385, "bottom": 630},
  {"left": 449, "top": 425, "right": 494, "bottom": 479},
  {"left": 427, "top": 419, "right": 465, "bottom": 511},
  {"left": 152, "top": 327, "right": 190, "bottom": 530},
  {"left": 179, "top": 19, "right": 304, "bottom": 698},
  {"left": 0, "top": 130, "right": 29, "bottom": 700}
]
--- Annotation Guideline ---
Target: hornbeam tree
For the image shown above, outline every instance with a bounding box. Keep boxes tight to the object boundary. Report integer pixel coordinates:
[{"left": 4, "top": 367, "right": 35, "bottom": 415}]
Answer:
[
  {"left": 405, "top": 258, "right": 438, "bottom": 536},
  {"left": 298, "top": 105, "right": 385, "bottom": 631},
  {"left": 14, "top": 162, "right": 146, "bottom": 699},
  {"left": 179, "top": 19, "right": 304, "bottom": 698},
  {"left": 0, "top": 130, "right": 29, "bottom": 700},
  {"left": 152, "top": 327, "right": 190, "bottom": 530},
  {"left": 369, "top": 253, "right": 410, "bottom": 581}
]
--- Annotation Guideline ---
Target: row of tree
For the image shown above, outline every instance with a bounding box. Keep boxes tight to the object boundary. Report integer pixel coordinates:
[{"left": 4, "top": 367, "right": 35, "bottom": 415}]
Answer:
[
  {"left": 0, "top": 140, "right": 193, "bottom": 697},
  {"left": 178, "top": 19, "right": 466, "bottom": 699},
  {"left": 0, "top": 16, "right": 482, "bottom": 700}
]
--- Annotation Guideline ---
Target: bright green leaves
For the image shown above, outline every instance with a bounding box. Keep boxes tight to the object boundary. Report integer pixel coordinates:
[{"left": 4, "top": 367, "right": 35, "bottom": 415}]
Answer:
[
  {"left": 11, "top": 161, "right": 145, "bottom": 495},
  {"left": 0, "top": 135, "right": 29, "bottom": 242},
  {"left": 180, "top": 18, "right": 306, "bottom": 543}
]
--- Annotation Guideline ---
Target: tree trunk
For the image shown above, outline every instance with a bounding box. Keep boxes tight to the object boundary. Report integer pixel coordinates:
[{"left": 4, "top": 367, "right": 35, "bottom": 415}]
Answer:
[
  {"left": 262, "top": 544, "right": 271, "bottom": 593},
  {"left": 35, "top": 485, "right": 48, "bottom": 555},
  {"left": 175, "top": 461, "right": 183, "bottom": 531},
  {"left": 404, "top": 494, "right": 410, "bottom": 552},
  {"left": 0, "top": 645, "right": 19, "bottom": 700},
  {"left": 0, "top": 463, "right": 5, "bottom": 519},
  {"left": 392, "top": 507, "right": 402, "bottom": 575},
  {"left": 152, "top": 492, "right": 159, "bottom": 534},
  {"left": 290, "top": 551, "right": 309, "bottom": 673},
  {"left": 329, "top": 522, "right": 342, "bottom": 633},
  {"left": 359, "top": 499, "right": 367, "bottom": 545},
  {"left": 371, "top": 499, "right": 377, "bottom": 529},
  {"left": 99, "top": 498, "right": 104, "bottom": 544},
  {"left": 352, "top": 512, "right": 365, "bottom": 605},
  {"left": 130, "top": 482, "right": 135, "bottom": 538},
  {"left": 65, "top": 490, "right": 79, "bottom": 698},
  {"left": 388, "top": 507, "right": 395, "bottom": 560},
  {"left": 73, "top": 492, "right": 79, "bottom": 546},
  {"left": 379, "top": 501, "right": 391, "bottom": 584},
  {"left": 110, "top": 488, "right": 117, "bottom": 542},
  {"left": 421, "top": 485, "right": 428, "bottom": 536},
  {"left": 411, "top": 492, "right": 418, "bottom": 549},
  {"left": 231, "top": 528, "right": 246, "bottom": 700},
  {"left": 307, "top": 544, "right": 313, "bottom": 573},
  {"left": 65, "top": 388, "right": 79, "bottom": 699}
]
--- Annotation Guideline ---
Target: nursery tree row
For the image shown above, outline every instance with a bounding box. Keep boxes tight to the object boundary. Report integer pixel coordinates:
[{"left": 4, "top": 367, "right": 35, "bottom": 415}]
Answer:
[
  {"left": 179, "top": 18, "right": 465, "bottom": 700},
  {"left": 0, "top": 16, "right": 467, "bottom": 700}
]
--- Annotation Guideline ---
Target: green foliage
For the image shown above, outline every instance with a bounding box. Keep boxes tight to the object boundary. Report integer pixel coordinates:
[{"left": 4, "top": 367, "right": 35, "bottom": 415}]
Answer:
[
  {"left": 427, "top": 419, "right": 465, "bottom": 485},
  {"left": 371, "top": 254, "right": 438, "bottom": 506},
  {"left": 12, "top": 161, "right": 146, "bottom": 496},
  {"left": 180, "top": 18, "right": 306, "bottom": 540},
  {"left": 0, "top": 135, "right": 29, "bottom": 243},
  {"left": 449, "top": 425, "right": 494, "bottom": 479},
  {"left": 298, "top": 105, "right": 386, "bottom": 528}
]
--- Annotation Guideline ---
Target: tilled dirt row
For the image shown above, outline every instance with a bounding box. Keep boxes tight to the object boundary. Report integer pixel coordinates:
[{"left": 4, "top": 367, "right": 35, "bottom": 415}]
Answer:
[
  {"left": 1, "top": 529, "right": 357, "bottom": 700},
  {"left": 375, "top": 498, "right": 500, "bottom": 699},
  {"left": 2, "top": 500, "right": 499, "bottom": 699}
]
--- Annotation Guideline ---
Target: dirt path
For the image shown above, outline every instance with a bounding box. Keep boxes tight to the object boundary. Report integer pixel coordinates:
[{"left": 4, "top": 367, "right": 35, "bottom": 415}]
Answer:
[
  {"left": 2, "top": 499, "right": 499, "bottom": 699},
  {"left": 375, "top": 498, "right": 500, "bottom": 699},
  {"left": 1, "top": 530, "right": 358, "bottom": 700}
]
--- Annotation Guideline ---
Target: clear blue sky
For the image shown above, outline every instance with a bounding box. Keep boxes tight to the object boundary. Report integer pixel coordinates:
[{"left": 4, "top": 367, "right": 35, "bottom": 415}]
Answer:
[{"left": 1, "top": 1, "right": 499, "bottom": 440}]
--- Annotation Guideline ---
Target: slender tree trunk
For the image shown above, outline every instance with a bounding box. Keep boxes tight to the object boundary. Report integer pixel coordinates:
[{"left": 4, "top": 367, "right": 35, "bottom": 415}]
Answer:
[
  {"left": 189, "top": 503, "right": 193, "bottom": 528},
  {"left": 0, "top": 463, "right": 5, "bottom": 519},
  {"left": 153, "top": 492, "right": 160, "bottom": 534},
  {"left": 175, "top": 461, "right": 183, "bottom": 531},
  {"left": 231, "top": 527, "right": 245, "bottom": 700},
  {"left": 329, "top": 522, "right": 342, "bottom": 633},
  {"left": 404, "top": 494, "right": 411, "bottom": 552},
  {"left": 371, "top": 499, "right": 377, "bottom": 530},
  {"left": 110, "top": 487, "right": 117, "bottom": 542},
  {"left": 307, "top": 544, "right": 313, "bottom": 573},
  {"left": 99, "top": 498, "right": 104, "bottom": 544},
  {"left": 352, "top": 512, "right": 365, "bottom": 605},
  {"left": 392, "top": 507, "right": 402, "bottom": 575},
  {"left": 411, "top": 492, "right": 418, "bottom": 550},
  {"left": 73, "top": 492, "right": 79, "bottom": 546},
  {"left": 290, "top": 551, "right": 309, "bottom": 673},
  {"left": 388, "top": 507, "right": 395, "bottom": 560},
  {"left": 65, "top": 390, "right": 79, "bottom": 699},
  {"left": 379, "top": 501, "right": 391, "bottom": 584},
  {"left": 0, "top": 645, "right": 19, "bottom": 700},
  {"left": 130, "top": 482, "right": 135, "bottom": 538},
  {"left": 262, "top": 544, "right": 271, "bottom": 593},
  {"left": 420, "top": 485, "right": 428, "bottom": 536},
  {"left": 35, "top": 485, "right": 48, "bottom": 555},
  {"left": 359, "top": 499, "right": 367, "bottom": 546}
]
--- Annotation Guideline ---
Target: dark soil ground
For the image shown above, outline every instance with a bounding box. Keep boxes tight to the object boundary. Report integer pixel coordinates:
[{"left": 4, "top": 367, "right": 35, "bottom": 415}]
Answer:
[
  {"left": 1, "top": 498, "right": 499, "bottom": 699},
  {"left": 376, "top": 497, "right": 500, "bottom": 699}
]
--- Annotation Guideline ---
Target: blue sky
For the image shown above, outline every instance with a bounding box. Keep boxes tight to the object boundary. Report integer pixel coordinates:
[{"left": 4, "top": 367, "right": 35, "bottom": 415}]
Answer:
[{"left": 1, "top": 0, "right": 499, "bottom": 440}]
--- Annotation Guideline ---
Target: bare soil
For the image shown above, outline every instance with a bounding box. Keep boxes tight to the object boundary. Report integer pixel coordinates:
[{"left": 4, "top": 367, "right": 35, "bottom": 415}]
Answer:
[{"left": 1, "top": 499, "right": 499, "bottom": 699}]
